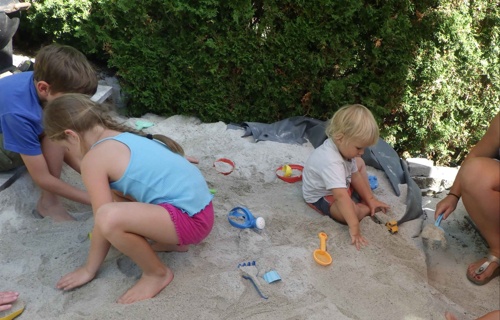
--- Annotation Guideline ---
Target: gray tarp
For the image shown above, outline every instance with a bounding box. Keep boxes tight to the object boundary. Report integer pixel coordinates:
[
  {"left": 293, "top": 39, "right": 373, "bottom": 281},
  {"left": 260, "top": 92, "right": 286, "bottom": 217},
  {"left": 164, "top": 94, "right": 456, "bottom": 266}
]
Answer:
[
  {"left": 231, "top": 117, "right": 423, "bottom": 225},
  {"left": 237, "top": 116, "right": 328, "bottom": 150}
]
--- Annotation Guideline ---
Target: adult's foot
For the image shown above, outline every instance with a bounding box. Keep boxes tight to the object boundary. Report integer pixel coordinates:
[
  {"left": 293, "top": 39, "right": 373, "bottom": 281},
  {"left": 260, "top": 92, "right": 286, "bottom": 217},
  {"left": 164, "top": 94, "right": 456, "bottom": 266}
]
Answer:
[
  {"left": 117, "top": 267, "right": 174, "bottom": 304},
  {"left": 466, "top": 254, "right": 500, "bottom": 285}
]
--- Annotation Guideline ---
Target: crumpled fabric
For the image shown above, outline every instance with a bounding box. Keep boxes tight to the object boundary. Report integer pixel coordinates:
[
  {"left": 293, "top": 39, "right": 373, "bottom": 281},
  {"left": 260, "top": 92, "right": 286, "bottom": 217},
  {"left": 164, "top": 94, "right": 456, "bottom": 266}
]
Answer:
[
  {"left": 235, "top": 116, "right": 327, "bottom": 148},
  {"left": 361, "top": 138, "right": 423, "bottom": 225}
]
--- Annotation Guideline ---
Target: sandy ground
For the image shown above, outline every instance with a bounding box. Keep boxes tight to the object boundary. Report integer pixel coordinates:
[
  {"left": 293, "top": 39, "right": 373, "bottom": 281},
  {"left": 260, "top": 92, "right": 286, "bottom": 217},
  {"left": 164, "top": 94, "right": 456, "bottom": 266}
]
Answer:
[{"left": 0, "top": 114, "right": 499, "bottom": 320}]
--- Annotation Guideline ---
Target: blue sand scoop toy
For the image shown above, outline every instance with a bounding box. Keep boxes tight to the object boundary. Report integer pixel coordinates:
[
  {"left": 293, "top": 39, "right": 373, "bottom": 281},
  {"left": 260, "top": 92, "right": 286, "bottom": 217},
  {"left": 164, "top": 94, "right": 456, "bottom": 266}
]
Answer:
[
  {"left": 368, "top": 175, "right": 378, "bottom": 190},
  {"left": 435, "top": 212, "right": 444, "bottom": 230},
  {"left": 228, "top": 207, "right": 265, "bottom": 230},
  {"left": 237, "top": 261, "right": 268, "bottom": 299}
]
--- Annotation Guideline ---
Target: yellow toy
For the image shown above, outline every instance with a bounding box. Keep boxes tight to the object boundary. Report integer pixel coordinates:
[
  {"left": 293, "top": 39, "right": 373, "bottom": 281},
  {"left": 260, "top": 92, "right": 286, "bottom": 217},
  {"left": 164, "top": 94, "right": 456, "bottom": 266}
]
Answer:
[
  {"left": 282, "top": 164, "right": 292, "bottom": 177},
  {"left": 385, "top": 220, "right": 398, "bottom": 234}
]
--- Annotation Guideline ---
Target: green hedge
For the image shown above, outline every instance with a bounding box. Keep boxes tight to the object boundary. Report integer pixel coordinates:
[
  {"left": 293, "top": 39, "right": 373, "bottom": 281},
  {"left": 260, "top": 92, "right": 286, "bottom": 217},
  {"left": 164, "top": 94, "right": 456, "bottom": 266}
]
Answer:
[{"left": 18, "top": 0, "right": 499, "bottom": 165}]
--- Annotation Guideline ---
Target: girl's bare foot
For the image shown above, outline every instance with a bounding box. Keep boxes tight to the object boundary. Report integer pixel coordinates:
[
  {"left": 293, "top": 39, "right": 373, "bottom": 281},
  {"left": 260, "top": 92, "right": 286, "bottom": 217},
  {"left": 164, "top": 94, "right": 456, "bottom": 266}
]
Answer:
[
  {"left": 117, "top": 267, "right": 174, "bottom": 304},
  {"left": 150, "top": 243, "right": 189, "bottom": 252},
  {"left": 36, "top": 202, "right": 75, "bottom": 222}
]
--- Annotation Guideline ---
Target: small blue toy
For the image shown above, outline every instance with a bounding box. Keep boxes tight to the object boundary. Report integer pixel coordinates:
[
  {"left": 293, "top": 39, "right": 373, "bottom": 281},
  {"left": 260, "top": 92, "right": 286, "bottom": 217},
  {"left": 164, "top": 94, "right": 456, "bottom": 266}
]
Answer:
[
  {"left": 262, "top": 270, "right": 282, "bottom": 284},
  {"left": 435, "top": 212, "right": 444, "bottom": 230},
  {"left": 228, "top": 207, "right": 265, "bottom": 230},
  {"left": 237, "top": 261, "right": 256, "bottom": 268},
  {"left": 368, "top": 175, "right": 378, "bottom": 190},
  {"left": 238, "top": 261, "right": 268, "bottom": 299}
]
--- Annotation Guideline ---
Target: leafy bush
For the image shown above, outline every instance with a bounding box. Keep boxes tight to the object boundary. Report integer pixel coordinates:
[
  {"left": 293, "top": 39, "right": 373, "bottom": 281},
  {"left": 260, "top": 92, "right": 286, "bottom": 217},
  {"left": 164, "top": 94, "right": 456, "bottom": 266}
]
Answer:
[
  {"left": 386, "top": 1, "right": 500, "bottom": 165},
  {"left": 17, "top": 0, "right": 499, "bottom": 165},
  {"left": 16, "top": 0, "right": 93, "bottom": 50}
]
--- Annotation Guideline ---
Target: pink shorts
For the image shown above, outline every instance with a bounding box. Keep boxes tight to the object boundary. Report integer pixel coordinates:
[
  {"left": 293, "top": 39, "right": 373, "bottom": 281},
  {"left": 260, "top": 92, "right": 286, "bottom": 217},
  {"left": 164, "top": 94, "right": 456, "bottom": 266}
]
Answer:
[{"left": 159, "top": 201, "right": 214, "bottom": 246}]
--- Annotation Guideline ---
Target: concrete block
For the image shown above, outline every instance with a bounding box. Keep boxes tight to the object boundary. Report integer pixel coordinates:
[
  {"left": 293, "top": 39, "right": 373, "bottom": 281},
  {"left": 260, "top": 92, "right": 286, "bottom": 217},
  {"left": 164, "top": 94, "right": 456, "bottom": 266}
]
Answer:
[
  {"left": 407, "top": 158, "right": 434, "bottom": 177},
  {"left": 407, "top": 158, "right": 459, "bottom": 194},
  {"left": 429, "top": 166, "right": 459, "bottom": 181},
  {"left": 91, "top": 84, "right": 113, "bottom": 103}
]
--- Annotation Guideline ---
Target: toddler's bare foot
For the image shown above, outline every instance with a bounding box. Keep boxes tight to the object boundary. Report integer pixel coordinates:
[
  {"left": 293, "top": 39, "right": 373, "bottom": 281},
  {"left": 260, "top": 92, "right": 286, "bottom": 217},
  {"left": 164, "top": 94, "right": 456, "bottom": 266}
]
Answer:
[
  {"left": 150, "top": 243, "right": 189, "bottom": 252},
  {"left": 117, "top": 267, "right": 174, "bottom": 304}
]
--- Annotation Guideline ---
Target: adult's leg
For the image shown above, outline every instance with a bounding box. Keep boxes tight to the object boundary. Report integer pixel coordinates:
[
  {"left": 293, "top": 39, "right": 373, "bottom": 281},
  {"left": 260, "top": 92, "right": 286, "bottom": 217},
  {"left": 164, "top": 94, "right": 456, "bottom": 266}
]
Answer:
[
  {"left": 37, "top": 136, "right": 74, "bottom": 221},
  {"left": 459, "top": 157, "right": 500, "bottom": 283},
  {"left": 445, "top": 310, "right": 500, "bottom": 320},
  {"left": 95, "top": 202, "right": 179, "bottom": 304}
]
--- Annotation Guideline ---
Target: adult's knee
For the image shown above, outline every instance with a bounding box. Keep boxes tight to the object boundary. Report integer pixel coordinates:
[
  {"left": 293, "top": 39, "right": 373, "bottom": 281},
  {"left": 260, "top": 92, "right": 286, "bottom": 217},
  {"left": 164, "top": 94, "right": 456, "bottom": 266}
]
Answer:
[{"left": 459, "top": 157, "right": 488, "bottom": 191}]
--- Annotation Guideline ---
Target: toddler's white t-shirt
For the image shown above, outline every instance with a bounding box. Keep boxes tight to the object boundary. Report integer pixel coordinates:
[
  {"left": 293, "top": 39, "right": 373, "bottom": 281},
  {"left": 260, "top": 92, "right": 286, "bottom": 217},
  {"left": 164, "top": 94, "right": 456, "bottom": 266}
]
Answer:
[{"left": 302, "top": 138, "right": 357, "bottom": 203}]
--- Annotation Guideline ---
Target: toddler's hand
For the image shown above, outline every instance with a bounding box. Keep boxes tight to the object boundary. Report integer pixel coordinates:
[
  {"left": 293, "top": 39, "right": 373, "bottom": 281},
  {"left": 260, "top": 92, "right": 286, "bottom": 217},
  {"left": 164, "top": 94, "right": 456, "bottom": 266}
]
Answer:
[
  {"left": 368, "top": 198, "right": 390, "bottom": 216},
  {"left": 349, "top": 227, "right": 368, "bottom": 250},
  {"left": 56, "top": 267, "right": 95, "bottom": 291}
]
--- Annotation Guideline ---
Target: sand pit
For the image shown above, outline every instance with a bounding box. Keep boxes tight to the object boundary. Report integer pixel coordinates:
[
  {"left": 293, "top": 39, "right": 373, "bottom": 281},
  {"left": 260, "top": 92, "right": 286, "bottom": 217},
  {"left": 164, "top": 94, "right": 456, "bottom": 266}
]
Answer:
[{"left": 0, "top": 114, "right": 498, "bottom": 319}]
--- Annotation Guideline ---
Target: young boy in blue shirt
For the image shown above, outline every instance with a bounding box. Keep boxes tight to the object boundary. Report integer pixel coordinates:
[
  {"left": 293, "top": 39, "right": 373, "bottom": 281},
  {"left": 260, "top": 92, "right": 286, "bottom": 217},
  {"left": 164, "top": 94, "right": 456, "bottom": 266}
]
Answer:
[{"left": 0, "top": 43, "right": 98, "bottom": 221}]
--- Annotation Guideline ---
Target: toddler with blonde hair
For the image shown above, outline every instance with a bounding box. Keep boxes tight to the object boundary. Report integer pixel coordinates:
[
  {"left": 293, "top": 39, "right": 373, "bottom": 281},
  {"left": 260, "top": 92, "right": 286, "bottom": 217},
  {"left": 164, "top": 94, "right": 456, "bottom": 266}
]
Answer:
[{"left": 302, "top": 104, "right": 389, "bottom": 250}]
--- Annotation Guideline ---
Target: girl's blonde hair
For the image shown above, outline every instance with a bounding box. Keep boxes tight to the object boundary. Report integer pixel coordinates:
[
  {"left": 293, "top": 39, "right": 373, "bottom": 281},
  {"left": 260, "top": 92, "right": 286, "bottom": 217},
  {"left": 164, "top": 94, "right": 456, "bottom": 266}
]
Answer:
[
  {"left": 325, "top": 104, "right": 379, "bottom": 146},
  {"left": 43, "top": 93, "right": 184, "bottom": 155}
]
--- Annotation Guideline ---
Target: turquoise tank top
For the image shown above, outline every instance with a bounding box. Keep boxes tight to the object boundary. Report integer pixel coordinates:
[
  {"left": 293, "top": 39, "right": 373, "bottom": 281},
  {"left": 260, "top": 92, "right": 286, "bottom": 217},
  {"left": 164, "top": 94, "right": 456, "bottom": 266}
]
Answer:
[{"left": 92, "top": 132, "right": 212, "bottom": 216}]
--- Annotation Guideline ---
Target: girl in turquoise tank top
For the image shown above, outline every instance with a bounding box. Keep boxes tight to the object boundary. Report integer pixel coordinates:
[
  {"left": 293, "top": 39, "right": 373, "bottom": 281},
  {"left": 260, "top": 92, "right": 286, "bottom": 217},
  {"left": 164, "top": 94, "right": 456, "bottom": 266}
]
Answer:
[{"left": 43, "top": 93, "right": 214, "bottom": 304}]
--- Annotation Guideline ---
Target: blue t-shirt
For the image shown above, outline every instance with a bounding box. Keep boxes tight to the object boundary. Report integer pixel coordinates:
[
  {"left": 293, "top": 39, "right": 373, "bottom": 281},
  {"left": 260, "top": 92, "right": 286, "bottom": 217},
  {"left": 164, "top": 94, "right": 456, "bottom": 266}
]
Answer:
[
  {"left": 92, "top": 132, "right": 213, "bottom": 216},
  {"left": 0, "top": 72, "right": 43, "bottom": 155}
]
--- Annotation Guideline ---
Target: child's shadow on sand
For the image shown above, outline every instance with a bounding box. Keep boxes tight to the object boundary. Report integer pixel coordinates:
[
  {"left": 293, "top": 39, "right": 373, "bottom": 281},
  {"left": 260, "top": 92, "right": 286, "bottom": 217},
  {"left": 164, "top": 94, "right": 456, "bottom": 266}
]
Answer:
[{"left": 116, "top": 256, "right": 141, "bottom": 278}]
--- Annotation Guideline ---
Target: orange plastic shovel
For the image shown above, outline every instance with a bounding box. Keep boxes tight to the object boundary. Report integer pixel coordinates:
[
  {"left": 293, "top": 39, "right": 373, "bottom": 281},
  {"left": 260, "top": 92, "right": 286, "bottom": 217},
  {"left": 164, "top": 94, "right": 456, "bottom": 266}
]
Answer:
[{"left": 313, "top": 232, "right": 332, "bottom": 266}]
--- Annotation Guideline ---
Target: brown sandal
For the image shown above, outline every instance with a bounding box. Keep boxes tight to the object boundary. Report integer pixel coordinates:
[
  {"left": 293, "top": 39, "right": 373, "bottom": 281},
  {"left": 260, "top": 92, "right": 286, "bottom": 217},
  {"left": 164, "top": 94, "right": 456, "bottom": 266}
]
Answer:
[{"left": 466, "top": 254, "right": 500, "bottom": 285}]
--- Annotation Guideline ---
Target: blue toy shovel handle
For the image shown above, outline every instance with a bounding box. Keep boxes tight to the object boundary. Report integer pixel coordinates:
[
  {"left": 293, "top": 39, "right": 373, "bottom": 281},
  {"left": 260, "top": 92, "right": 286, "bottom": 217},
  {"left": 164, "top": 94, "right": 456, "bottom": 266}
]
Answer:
[
  {"left": 435, "top": 213, "right": 444, "bottom": 227},
  {"left": 228, "top": 206, "right": 256, "bottom": 229}
]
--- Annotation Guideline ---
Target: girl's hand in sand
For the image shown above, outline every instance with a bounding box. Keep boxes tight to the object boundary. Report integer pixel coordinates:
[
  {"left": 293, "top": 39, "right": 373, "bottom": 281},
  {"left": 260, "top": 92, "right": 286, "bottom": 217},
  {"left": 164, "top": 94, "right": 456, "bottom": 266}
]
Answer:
[
  {"left": 0, "top": 291, "right": 19, "bottom": 311},
  {"left": 56, "top": 267, "right": 96, "bottom": 291}
]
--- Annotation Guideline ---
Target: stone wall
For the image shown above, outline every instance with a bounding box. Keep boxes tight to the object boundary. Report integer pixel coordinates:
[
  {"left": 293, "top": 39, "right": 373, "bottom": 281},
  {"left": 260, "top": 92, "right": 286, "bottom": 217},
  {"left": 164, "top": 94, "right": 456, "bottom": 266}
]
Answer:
[{"left": 407, "top": 158, "right": 459, "bottom": 195}]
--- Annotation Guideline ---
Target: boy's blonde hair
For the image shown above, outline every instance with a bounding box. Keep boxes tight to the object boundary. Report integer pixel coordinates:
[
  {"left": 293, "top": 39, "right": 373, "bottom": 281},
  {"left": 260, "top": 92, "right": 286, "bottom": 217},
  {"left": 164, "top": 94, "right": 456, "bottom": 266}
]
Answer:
[
  {"left": 325, "top": 104, "right": 379, "bottom": 146},
  {"left": 34, "top": 43, "right": 98, "bottom": 95}
]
